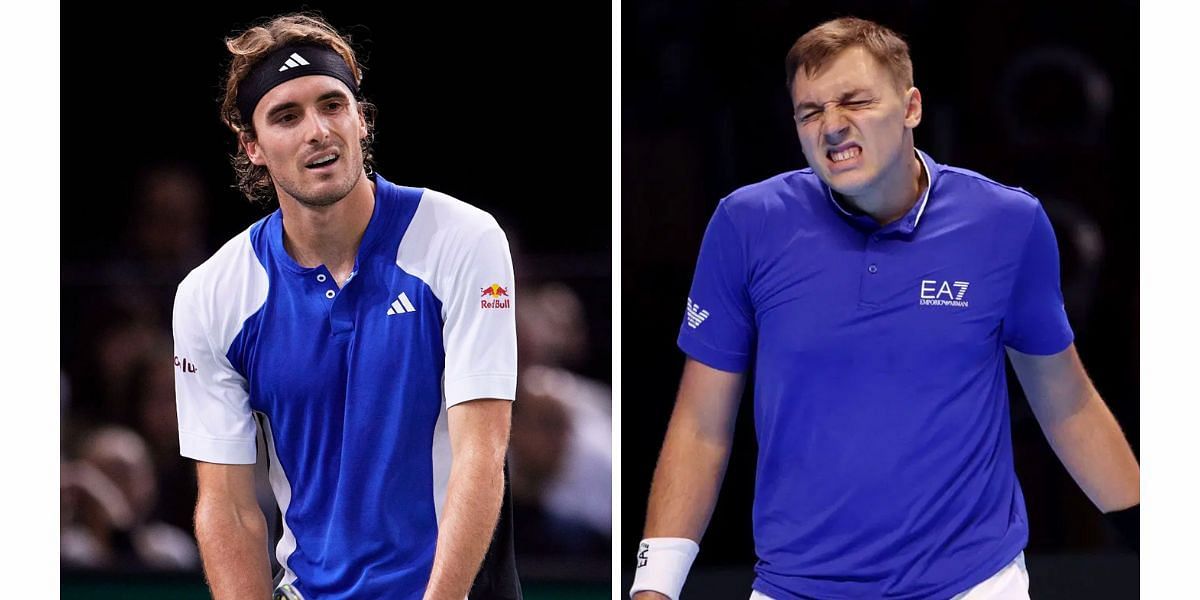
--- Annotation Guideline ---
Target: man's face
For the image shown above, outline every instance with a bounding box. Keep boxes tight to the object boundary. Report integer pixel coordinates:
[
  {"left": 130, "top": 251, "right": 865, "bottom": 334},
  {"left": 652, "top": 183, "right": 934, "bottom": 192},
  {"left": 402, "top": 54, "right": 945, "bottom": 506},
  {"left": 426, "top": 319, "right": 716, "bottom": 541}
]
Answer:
[
  {"left": 790, "top": 46, "right": 920, "bottom": 197},
  {"left": 243, "top": 75, "right": 368, "bottom": 208}
]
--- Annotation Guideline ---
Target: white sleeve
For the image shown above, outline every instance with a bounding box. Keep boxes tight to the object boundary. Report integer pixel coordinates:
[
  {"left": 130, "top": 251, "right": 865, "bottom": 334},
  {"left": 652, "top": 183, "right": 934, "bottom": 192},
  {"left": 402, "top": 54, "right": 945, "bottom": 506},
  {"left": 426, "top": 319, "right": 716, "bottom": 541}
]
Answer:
[
  {"left": 172, "top": 279, "right": 258, "bottom": 464},
  {"left": 442, "top": 224, "right": 518, "bottom": 406}
]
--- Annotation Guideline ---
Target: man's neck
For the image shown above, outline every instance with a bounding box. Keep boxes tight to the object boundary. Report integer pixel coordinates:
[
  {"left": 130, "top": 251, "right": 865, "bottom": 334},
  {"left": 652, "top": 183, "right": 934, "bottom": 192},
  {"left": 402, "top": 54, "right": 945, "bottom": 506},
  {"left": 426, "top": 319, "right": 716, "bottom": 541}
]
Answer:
[
  {"left": 279, "top": 175, "right": 376, "bottom": 284},
  {"left": 840, "top": 148, "right": 927, "bottom": 226}
]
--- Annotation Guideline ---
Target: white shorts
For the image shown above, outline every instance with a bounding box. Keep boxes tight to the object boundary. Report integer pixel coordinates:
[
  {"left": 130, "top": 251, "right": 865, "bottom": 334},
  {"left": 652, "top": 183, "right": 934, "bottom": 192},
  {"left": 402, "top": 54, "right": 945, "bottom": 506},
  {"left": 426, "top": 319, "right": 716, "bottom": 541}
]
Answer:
[{"left": 749, "top": 552, "right": 1030, "bottom": 600}]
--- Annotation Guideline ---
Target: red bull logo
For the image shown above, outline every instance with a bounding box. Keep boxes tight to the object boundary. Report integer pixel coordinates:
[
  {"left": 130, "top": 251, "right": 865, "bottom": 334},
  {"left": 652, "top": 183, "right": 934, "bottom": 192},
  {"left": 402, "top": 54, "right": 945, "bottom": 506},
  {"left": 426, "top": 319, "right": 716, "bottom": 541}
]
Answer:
[
  {"left": 480, "top": 283, "right": 512, "bottom": 309},
  {"left": 481, "top": 284, "right": 509, "bottom": 298}
]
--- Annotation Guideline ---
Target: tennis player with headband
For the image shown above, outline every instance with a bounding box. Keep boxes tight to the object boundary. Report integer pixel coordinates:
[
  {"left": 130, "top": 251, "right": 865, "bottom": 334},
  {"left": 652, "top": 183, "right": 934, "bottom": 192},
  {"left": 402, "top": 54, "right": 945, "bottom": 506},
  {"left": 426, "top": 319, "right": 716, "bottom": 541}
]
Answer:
[{"left": 173, "top": 13, "right": 521, "bottom": 600}]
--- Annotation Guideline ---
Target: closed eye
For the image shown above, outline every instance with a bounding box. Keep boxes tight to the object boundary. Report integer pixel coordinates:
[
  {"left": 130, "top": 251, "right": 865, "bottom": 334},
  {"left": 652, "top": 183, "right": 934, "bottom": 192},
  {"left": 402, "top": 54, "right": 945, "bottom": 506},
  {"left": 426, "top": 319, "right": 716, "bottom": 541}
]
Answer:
[
  {"left": 796, "top": 98, "right": 874, "bottom": 122},
  {"left": 796, "top": 110, "right": 821, "bottom": 123}
]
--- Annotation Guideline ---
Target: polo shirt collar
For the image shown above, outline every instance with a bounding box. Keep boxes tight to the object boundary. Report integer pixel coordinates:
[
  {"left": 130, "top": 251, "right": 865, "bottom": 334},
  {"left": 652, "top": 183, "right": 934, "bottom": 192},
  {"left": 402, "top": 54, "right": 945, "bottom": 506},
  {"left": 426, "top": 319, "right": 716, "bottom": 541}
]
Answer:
[
  {"left": 268, "top": 172, "right": 394, "bottom": 274},
  {"left": 824, "top": 148, "right": 939, "bottom": 236}
]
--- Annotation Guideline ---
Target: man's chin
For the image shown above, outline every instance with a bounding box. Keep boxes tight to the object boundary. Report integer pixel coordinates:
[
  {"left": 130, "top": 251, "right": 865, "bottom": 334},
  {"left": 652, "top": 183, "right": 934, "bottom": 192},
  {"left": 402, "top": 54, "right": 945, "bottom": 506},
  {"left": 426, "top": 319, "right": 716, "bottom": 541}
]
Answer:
[
  {"left": 288, "top": 181, "right": 356, "bottom": 208},
  {"left": 294, "top": 193, "right": 346, "bottom": 208},
  {"left": 822, "top": 172, "right": 871, "bottom": 197},
  {"left": 286, "top": 171, "right": 365, "bottom": 207}
]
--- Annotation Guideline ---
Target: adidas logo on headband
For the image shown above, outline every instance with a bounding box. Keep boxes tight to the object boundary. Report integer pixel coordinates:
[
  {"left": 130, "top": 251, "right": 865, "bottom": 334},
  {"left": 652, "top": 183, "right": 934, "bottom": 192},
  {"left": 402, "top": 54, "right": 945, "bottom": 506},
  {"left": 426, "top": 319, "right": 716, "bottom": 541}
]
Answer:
[
  {"left": 278, "top": 52, "right": 311, "bottom": 72},
  {"left": 236, "top": 44, "right": 360, "bottom": 123}
]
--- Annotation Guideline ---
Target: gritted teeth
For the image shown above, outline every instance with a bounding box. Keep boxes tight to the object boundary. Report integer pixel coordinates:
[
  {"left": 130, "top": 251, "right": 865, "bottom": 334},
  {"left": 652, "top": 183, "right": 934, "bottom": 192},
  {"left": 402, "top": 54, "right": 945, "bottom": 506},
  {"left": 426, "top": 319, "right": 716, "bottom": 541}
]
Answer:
[{"left": 828, "top": 145, "right": 862, "bottom": 163}]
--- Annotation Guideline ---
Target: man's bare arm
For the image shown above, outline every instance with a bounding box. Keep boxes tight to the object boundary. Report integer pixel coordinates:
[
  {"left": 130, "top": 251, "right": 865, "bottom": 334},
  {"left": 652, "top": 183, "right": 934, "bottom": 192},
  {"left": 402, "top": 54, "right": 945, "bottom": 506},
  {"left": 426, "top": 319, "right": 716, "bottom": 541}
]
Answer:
[
  {"left": 634, "top": 358, "right": 746, "bottom": 599},
  {"left": 424, "top": 398, "right": 512, "bottom": 600},
  {"left": 194, "top": 461, "right": 272, "bottom": 599},
  {"left": 1008, "top": 344, "right": 1140, "bottom": 512}
]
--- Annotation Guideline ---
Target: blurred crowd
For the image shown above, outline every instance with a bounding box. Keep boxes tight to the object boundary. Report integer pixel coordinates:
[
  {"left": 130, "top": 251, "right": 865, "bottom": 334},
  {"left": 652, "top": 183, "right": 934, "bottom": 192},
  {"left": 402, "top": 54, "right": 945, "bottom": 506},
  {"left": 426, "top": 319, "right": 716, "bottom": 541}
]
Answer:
[{"left": 60, "top": 164, "right": 612, "bottom": 574}]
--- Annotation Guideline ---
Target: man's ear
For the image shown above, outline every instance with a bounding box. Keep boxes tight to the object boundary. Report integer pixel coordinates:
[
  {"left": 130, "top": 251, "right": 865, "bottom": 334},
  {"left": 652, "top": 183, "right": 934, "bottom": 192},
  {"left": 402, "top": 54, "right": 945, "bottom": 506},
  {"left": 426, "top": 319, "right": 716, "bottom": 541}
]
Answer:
[
  {"left": 904, "top": 86, "right": 923, "bottom": 129},
  {"left": 241, "top": 131, "right": 266, "bottom": 166}
]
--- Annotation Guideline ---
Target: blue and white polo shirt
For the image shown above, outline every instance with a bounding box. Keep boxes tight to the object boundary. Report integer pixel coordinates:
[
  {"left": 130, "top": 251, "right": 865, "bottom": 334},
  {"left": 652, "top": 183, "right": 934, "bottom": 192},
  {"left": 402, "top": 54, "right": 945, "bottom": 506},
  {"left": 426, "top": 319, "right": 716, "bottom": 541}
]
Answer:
[
  {"left": 172, "top": 173, "right": 517, "bottom": 599},
  {"left": 678, "top": 150, "right": 1073, "bottom": 599}
]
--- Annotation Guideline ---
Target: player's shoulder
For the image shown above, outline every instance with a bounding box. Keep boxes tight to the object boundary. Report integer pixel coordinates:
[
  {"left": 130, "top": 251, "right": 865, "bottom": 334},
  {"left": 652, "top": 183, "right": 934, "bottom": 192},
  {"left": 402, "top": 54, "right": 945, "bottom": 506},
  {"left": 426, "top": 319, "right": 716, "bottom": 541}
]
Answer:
[
  {"left": 372, "top": 173, "right": 504, "bottom": 242},
  {"left": 389, "top": 182, "right": 511, "bottom": 286},
  {"left": 411, "top": 187, "right": 505, "bottom": 238},
  {"left": 175, "top": 217, "right": 269, "bottom": 309},
  {"left": 716, "top": 168, "right": 824, "bottom": 226},
  {"left": 935, "top": 162, "right": 1043, "bottom": 216}
]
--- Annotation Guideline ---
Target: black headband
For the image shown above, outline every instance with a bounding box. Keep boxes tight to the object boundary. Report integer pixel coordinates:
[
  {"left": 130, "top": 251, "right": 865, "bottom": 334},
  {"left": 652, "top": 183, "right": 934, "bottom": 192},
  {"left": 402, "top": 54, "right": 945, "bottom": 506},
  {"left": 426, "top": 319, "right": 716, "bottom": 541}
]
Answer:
[{"left": 236, "top": 43, "right": 360, "bottom": 126}]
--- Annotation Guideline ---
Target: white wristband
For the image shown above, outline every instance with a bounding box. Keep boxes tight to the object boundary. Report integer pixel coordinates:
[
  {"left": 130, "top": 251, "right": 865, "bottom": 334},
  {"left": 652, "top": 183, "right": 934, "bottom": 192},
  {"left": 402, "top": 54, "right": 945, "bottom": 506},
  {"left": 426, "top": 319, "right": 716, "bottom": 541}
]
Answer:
[{"left": 629, "top": 537, "right": 700, "bottom": 600}]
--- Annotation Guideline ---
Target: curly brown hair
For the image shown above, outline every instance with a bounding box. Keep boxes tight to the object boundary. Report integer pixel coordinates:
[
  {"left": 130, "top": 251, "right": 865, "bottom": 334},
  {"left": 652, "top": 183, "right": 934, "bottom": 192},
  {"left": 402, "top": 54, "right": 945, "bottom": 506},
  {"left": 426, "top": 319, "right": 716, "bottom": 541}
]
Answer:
[{"left": 219, "top": 13, "right": 377, "bottom": 207}]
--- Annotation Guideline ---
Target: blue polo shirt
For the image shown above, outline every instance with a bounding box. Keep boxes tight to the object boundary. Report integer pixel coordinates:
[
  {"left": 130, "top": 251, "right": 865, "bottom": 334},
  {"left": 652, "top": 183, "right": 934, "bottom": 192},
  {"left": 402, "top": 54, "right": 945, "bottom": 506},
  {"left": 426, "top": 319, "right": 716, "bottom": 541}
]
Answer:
[
  {"left": 173, "top": 174, "right": 517, "bottom": 599},
  {"left": 678, "top": 150, "right": 1072, "bottom": 599}
]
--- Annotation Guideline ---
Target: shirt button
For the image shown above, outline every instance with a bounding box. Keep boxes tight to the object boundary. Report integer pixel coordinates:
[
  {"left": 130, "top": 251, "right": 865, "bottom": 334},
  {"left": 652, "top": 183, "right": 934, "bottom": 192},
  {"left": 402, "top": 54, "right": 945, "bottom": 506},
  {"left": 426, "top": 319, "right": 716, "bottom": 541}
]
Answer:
[
  {"left": 325, "top": 290, "right": 336, "bottom": 299},
  {"left": 317, "top": 273, "right": 327, "bottom": 282},
  {"left": 868, "top": 264, "right": 878, "bottom": 274}
]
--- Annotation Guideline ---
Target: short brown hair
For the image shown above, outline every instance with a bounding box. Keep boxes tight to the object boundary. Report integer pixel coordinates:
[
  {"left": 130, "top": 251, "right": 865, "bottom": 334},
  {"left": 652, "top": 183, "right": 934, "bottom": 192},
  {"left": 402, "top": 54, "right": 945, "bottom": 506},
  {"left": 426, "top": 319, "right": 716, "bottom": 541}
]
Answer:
[
  {"left": 219, "top": 13, "right": 376, "bottom": 206},
  {"left": 785, "top": 17, "right": 913, "bottom": 93}
]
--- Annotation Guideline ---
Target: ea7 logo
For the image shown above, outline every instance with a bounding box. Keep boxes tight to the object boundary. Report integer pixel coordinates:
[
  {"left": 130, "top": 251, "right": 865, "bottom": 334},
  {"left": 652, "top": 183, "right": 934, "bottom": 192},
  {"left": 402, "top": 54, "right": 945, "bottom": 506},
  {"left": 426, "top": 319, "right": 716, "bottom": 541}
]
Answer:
[
  {"left": 637, "top": 542, "right": 649, "bottom": 568},
  {"left": 919, "top": 280, "right": 970, "bottom": 307}
]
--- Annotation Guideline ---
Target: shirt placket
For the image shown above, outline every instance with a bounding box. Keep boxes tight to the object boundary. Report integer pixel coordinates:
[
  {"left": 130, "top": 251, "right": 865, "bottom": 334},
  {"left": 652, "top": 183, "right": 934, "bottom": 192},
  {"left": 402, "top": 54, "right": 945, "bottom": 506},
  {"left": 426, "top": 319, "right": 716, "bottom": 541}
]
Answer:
[
  {"left": 315, "top": 263, "right": 359, "bottom": 336},
  {"left": 859, "top": 231, "right": 886, "bottom": 308}
]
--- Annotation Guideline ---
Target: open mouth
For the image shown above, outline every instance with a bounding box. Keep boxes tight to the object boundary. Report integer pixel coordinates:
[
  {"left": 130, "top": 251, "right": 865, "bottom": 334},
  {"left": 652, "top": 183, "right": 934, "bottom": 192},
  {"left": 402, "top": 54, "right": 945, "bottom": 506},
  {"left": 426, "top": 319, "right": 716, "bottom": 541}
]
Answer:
[{"left": 306, "top": 153, "right": 340, "bottom": 169}]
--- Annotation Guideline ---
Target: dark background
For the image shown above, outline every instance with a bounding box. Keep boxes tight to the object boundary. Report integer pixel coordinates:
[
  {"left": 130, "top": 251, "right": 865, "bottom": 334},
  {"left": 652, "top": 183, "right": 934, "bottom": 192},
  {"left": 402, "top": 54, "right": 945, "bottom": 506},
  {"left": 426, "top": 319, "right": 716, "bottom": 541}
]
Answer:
[
  {"left": 62, "top": 2, "right": 612, "bottom": 332},
  {"left": 622, "top": 0, "right": 1139, "bottom": 595},
  {"left": 60, "top": 2, "right": 610, "bottom": 597}
]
